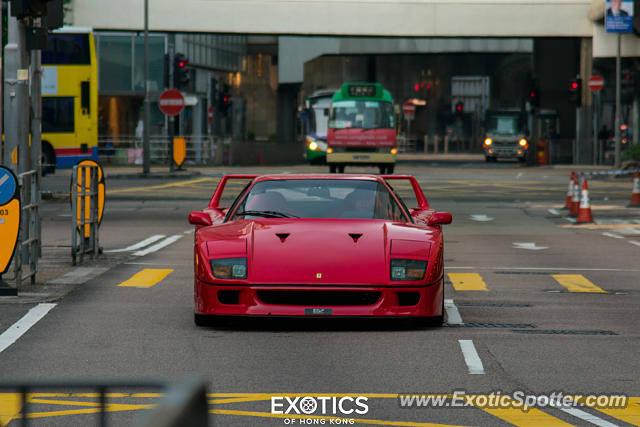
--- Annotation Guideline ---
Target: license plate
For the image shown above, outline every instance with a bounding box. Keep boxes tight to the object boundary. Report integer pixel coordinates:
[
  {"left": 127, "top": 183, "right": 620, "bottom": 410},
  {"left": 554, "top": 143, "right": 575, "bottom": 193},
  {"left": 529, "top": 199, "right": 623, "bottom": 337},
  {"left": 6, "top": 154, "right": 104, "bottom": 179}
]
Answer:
[
  {"left": 353, "top": 155, "right": 370, "bottom": 160},
  {"left": 305, "top": 308, "right": 332, "bottom": 315}
]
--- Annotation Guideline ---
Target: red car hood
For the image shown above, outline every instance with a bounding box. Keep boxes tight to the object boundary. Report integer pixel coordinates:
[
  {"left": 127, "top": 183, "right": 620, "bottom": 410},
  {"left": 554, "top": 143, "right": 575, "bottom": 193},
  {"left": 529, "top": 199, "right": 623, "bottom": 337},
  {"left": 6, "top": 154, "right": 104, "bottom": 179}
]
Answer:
[{"left": 199, "top": 219, "right": 435, "bottom": 285}]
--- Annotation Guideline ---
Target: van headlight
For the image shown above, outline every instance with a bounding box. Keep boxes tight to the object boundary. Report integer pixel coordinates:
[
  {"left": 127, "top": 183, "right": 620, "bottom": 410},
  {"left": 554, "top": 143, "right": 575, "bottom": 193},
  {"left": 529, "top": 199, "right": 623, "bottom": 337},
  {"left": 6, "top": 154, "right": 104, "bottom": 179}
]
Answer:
[{"left": 211, "top": 258, "right": 247, "bottom": 279}]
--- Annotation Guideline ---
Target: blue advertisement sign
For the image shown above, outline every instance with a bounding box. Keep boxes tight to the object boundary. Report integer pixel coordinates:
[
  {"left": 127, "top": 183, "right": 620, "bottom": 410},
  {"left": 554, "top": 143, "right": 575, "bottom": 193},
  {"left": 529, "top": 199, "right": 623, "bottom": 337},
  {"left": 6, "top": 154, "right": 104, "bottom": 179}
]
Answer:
[{"left": 605, "top": 0, "right": 634, "bottom": 33}]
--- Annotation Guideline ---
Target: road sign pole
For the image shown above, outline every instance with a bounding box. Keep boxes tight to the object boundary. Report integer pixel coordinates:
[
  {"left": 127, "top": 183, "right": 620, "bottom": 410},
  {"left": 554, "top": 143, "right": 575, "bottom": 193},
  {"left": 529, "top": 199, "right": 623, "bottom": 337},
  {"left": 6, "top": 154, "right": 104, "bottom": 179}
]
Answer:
[{"left": 614, "top": 33, "right": 621, "bottom": 169}]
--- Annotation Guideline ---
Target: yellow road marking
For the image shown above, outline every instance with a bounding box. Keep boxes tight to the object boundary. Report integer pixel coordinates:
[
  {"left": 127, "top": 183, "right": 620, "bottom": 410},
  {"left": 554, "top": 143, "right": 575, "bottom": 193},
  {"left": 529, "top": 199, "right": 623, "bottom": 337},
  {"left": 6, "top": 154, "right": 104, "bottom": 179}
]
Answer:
[
  {"left": 0, "top": 393, "right": 22, "bottom": 426},
  {"left": 579, "top": 396, "right": 640, "bottom": 426},
  {"left": 107, "top": 177, "right": 216, "bottom": 194},
  {"left": 211, "top": 409, "right": 465, "bottom": 427},
  {"left": 447, "top": 273, "right": 488, "bottom": 291},
  {"left": 23, "top": 403, "right": 154, "bottom": 419},
  {"left": 551, "top": 274, "right": 607, "bottom": 293},
  {"left": 26, "top": 392, "right": 162, "bottom": 398},
  {"left": 117, "top": 268, "right": 173, "bottom": 288}
]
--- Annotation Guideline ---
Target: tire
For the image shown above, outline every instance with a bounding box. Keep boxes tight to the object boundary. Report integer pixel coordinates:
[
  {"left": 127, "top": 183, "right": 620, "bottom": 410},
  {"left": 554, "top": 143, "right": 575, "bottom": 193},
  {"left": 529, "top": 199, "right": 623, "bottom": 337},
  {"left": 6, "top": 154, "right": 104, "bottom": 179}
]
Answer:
[
  {"left": 337, "top": 165, "right": 345, "bottom": 173},
  {"left": 378, "top": 165, "right": 386, "bottom": 174},
  {"left": 386, "top": 165, "right": 394, "bottom": 174},
  {"left": 329, "top": 165, "right": 337, "bottom": 173},
  {"left": 485, "top": 156, "right": 497, "bottom": 163},
  {"left": 42, "top": 143, "right": 56, "bottom": 176}
]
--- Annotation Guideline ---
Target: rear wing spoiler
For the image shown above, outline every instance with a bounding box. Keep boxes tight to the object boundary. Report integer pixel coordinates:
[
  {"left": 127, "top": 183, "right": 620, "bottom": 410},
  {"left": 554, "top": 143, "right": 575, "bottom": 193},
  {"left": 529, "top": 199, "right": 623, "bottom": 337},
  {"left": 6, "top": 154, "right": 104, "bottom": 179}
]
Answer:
[
  {"left": 208, "top": 174, "right": 259, "bottom": 210},
  {"left": 381, "top": 175, "right": 430, "bottom": 210}
]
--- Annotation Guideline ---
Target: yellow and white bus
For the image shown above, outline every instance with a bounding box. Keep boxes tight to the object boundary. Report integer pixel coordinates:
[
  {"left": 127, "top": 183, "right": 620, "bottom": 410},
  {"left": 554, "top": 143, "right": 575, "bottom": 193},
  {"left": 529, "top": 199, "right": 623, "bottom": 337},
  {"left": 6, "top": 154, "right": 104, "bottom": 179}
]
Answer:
[{"left": 41, "top": 27, "right": 98, "bottom": 174}]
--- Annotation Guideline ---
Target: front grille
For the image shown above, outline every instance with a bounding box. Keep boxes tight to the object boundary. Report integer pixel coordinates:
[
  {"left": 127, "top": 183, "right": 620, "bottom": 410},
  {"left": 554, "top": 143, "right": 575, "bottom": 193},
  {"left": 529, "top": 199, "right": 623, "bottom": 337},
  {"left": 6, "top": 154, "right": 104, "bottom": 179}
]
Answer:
[
  {"left": 257, "top": 291, "right": 381, "bottom": 306},
  {"left": 397, "top": 292, "right": 420, "bottom": 306},
  {"left": 218, "top": 290, "right": 240, "bottom": 305}
]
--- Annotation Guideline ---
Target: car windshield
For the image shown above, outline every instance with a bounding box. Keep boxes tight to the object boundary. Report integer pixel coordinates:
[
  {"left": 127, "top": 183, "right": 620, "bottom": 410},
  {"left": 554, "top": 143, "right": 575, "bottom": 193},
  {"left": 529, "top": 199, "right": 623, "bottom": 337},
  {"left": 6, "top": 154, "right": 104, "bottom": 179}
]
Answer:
[{"left": 230, "top": 179, "right": 408, "bottom": 221}]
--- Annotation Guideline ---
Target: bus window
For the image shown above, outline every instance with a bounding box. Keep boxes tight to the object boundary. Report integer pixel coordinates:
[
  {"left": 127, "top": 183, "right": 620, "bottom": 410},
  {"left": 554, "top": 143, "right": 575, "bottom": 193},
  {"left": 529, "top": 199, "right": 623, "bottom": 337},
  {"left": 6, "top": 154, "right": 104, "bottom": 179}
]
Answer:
[
  {"left": 42, "top": 97, "right": 75, "bottom": 133},
  {"left": 42, "top": 34, "right": 91, "bottom": 65}
]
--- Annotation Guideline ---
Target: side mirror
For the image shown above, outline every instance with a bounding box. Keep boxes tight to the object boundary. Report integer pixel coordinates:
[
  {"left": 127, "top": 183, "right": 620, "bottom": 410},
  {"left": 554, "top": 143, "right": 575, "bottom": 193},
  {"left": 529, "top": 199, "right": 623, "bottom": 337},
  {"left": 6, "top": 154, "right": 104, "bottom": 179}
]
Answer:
[
  {"left": 427, "top": 212, "right": 452, "bottom": 227},
  {"left": 189, "top": 211, "right": 212, "bottom": 227}
]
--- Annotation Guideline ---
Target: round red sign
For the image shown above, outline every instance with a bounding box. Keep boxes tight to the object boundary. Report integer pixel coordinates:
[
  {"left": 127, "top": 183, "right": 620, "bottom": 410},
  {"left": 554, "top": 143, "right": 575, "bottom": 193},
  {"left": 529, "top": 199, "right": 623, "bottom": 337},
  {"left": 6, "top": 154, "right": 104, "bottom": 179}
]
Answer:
[
  {"left": 588, "top": 75, "right": 604, "bottom": 92},
  {"left": 158, "top": 89, "right": 185, "bottom": 116},
  {"left": 402, "top": 101, "right": 416, "bottom": 114}
]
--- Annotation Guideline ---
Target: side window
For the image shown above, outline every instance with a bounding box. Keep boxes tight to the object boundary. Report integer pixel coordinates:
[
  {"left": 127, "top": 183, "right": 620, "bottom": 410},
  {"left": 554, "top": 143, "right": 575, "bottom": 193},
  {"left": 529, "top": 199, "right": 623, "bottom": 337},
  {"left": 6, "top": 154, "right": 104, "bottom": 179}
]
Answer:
[
  {"left": 42, "top": 97, "right": 75, "bottom": 133},
  {"left": 224, "top": 182, "right": 252, "bottom": 222},
  {"left": 374, "top": 184, "right": 407, "bottom": 221}
]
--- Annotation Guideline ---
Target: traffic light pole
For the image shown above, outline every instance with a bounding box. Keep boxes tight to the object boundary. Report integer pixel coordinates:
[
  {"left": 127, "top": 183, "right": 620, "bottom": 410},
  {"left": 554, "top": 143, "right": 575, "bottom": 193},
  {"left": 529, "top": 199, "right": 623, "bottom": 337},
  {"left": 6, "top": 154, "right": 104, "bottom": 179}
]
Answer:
[
  {"left": 168, "top": 36, "right": 175, "bottom": 172},
  {"left": 142, "top": 0, "right": 151, "bottom": 174},
  {"left": 614, "top": 33, "right": 621, "bottom": 170}
]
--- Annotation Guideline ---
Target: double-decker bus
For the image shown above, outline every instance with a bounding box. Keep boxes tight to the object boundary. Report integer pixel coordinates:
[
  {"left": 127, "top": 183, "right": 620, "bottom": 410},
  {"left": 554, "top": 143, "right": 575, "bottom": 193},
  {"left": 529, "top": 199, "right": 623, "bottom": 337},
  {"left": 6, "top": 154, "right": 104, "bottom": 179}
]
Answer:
[
  {"left": 327, "top": 83, "right": 396, "bottom": 174},
  {"left": 302, "top": 89, "right": 335, "bottom": 164},
  {"left": 41, "top": 27, "right": 98, "bottom": 175}
]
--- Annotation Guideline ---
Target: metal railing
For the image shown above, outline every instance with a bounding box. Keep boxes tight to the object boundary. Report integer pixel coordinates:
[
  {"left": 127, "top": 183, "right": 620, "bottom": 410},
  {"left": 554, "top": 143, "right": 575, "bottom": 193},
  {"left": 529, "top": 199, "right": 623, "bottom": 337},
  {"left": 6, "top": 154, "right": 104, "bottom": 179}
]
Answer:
[
  {"left": 5, "top": 169, "right": 42, "bottom": 290},
  {"left": 98, "top": 135, "right": 221, "bottom": 166},
  {"left": 71, "top": 164, "right": 100, "bottom": 265},
  {"left": 0, "top": 377, "right": 209, "bottom": 427}
]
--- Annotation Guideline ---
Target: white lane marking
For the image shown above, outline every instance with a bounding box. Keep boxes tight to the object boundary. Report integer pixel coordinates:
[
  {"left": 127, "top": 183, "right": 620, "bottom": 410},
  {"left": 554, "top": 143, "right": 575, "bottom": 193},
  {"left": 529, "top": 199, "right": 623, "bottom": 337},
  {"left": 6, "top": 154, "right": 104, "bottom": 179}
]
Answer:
[
  {"left": 458, "top": 340, "right": 485, "bottom": 375},
  {"left": 547, "top": 209, "right": 559, "bottom": 215},
  {"left": 183, "top": 229, "right": 194, "bottom": 234},
  {"left": 602, "top": 232, "right": 624, "bottom": 239},
  {"left": 48, "top": 267, "right": 110, "bottom": 285},
  {"left": 446, "top": 266, "right": 640, "bottom": 272},
  {"left": 133, "top": 235, "right": 183, "bottom": 256},
  {"left": 444, "top": 299, "right": 463, "bottom": 325},
  {"left": 104, "top": 235, "right": 166, "bottom": 253},
  {"left": 616, "top": 227, "right": 640, "bottom": 235},
  {"left": 564, "top": 217, "right": 577, "bottom": 223},
  {"left": 516, "top": 172, "right": 523, "bottom": 178},
  {"left": 513, "top": 242, "right": 549, "bottom": 250},
  {"left": 470, "top": 214, "right": 493, "bottom": 222},
  {"left": 630, "top": 240, "right": 640, "bottom": 247},
  {"left": 0, "top": 303, "right": 57, "bottom": 354},
  {"left": 634, "top": 219, "right": 640, "bottom": 224},
  {"left": 558, "top": 407, "right": 620, "bottom": 427}
]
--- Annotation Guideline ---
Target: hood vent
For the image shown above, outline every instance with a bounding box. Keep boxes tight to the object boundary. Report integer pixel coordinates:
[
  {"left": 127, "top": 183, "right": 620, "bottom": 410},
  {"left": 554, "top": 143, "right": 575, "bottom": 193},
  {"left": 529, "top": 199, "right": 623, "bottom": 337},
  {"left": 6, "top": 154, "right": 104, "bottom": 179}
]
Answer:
[
  {"left": 276, "top": 233, "right": 290, "bottom": 242},
  {"left": 348, "top": 233, "right": 363, "bottom": 243}
]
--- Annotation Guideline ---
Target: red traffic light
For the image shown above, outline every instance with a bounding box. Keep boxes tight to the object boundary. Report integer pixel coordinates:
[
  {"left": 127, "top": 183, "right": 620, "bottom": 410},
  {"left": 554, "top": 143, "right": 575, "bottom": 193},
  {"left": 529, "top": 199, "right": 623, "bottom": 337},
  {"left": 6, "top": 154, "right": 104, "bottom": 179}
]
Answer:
[
  {"left": 455, "top": 102, "right": 463, "bottom": 112},
  {"left": 570, "top": 82, "right": 578, "bottom": 90},
  {"left": 414, "top": 83, "right": 420, "bottom": 92}
]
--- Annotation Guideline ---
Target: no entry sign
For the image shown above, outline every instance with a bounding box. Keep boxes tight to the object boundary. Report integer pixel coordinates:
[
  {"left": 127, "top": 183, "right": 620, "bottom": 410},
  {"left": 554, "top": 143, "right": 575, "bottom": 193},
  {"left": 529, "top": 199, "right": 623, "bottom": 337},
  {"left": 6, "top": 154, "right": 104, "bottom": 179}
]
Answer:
[
  {"left": 588, "top": 75, "right": 605, "bottom": 92},
  {"left": 402, "top": 101, "right": 415, "bottom": 119},
  {"left": 158, "top": 89, "right": 185, "bottom": 116}
]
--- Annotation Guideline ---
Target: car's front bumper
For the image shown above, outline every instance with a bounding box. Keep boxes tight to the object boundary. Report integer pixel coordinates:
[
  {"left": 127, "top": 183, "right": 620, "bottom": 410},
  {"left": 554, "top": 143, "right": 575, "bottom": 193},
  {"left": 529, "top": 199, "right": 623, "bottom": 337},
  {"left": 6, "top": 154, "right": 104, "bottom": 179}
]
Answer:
[{"left": 194, "top": 278, "right": 443, "bottom": 317}]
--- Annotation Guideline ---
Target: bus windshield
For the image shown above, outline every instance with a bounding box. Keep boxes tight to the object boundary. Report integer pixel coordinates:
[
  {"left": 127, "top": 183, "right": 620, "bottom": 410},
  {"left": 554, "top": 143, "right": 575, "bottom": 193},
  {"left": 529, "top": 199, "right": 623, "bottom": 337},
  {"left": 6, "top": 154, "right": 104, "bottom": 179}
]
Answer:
[{"left": 329, "top": 100, "right": 394, "bottom": 130}]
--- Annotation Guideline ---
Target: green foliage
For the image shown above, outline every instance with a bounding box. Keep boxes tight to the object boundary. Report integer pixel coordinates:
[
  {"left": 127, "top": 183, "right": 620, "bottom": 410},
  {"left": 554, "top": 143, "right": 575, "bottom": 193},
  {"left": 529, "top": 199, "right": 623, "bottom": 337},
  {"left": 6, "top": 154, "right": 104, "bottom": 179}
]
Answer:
[{"left": 622, "top": 143, "right": 640, "bottom": 162}]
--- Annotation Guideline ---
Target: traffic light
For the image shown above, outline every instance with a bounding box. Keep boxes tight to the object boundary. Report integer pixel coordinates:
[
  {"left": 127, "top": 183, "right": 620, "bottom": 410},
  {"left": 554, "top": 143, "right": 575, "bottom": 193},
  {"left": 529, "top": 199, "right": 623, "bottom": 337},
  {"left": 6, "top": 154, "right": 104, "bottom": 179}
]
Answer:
[
  {"left": 218, "top": 84, "right": 232, "bottom": 117},
  {"left": 527, "top": 86, "right": 539, "bottom": 108},
  {"left": 621, "top": 70, "right": 636, "bottom": 103},
  {"left": 455, "top": 101, "right": 464, "bottom": 114},
  {"left": 173, "top": 53, "right": 190, "bottom": 89},
  {"left": 568, "top": 78, "right": 582, "bottom": 106}
]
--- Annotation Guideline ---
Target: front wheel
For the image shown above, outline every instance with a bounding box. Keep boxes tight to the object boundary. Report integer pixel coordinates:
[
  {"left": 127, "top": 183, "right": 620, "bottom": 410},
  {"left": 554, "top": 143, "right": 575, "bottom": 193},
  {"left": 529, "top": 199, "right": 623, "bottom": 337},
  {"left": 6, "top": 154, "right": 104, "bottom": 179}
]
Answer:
[
  {"left": 329, "top": 165, "right": 337, "bottom": 173},
  {"left": 337, "top": 165, "right": 345, "bottom": 173}
]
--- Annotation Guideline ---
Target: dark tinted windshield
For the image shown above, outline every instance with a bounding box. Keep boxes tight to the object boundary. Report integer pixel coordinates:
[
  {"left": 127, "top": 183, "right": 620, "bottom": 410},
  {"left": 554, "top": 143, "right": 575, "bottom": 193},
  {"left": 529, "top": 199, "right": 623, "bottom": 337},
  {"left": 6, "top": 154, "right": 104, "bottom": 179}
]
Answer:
[
  {"left": 42, "top": 34, "right": 91, "bottom": 65},
  {"left": 230, "top": 179, "right": 408, "bottom": 221}
]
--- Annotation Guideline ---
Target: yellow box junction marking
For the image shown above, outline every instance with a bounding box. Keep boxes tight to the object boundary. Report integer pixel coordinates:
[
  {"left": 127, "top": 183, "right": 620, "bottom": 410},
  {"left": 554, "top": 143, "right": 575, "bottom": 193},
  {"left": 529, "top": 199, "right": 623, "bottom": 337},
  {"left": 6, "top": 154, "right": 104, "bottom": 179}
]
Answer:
[
  {"left": 447, "top": 273, "right": 488, "bottom": 291},
  {"left": 107, "top": 177, "right": 217, "bottom": 195},
  {"left": 575, "top": 396, "right": 640, "bottom": 426},
  {"left": 551, "top": 274, "right": 607, "bottom": 293},
  {"left": 0, "top": 393, "right": 22, "bottom": 426},
  {"left": 117, "top": 269, "right": 173, "bottom": 288}
]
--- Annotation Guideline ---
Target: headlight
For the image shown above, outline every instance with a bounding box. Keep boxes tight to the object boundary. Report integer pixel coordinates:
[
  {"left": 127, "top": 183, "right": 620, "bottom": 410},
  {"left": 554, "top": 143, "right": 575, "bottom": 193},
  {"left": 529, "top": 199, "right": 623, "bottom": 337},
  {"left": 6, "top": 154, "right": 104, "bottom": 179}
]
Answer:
[
  {"left": 309, "top": 141, "right": 318, "bottom": 151},
  {"left": 390, "top": 259, "right": 427, "bottom": 281},
  {"left": 484, "top": 138, "right": 492, "bottom": 146},
  {"left": 390, "top": 147, "right": 398, "bottom": 154},
  {"left": 211, "top": 258, "right": 247, "bottom": 279},
  {"left": 519, "top": 138, "right": 527, "bottom": 147}
]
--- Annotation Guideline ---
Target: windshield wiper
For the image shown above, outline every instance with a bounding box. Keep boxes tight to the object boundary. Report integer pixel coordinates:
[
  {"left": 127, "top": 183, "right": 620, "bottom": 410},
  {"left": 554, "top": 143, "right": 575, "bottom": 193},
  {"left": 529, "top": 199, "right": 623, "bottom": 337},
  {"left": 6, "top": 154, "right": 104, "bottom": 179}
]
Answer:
[{"left": 235, "top": 210, "right": 299, "bottom": 219}]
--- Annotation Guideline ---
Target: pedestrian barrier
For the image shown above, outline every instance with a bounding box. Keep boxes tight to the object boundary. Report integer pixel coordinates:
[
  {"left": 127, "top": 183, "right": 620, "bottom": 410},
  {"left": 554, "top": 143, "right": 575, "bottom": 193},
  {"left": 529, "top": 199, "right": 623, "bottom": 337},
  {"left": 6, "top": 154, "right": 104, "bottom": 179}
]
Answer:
[
  {"left": 71, "top": 163, "right": 100, "bottom": 265},
  {"left": 630, "top": 172, "right": 640, "bottom": 207},
  {"left": 0, "top": 376, "right": 209, "bottom": 427},
  {"left": 576, "top": 178, "right": 594, "bottom": 223}
]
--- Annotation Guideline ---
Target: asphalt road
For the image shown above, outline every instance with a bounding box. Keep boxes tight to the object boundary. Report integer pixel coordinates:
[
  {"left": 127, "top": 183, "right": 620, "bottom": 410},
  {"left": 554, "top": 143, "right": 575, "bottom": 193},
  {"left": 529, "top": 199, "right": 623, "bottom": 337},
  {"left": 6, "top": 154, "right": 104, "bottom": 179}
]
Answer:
[{"left": 1, "top": 160, "right": 639, "bottom": 427}]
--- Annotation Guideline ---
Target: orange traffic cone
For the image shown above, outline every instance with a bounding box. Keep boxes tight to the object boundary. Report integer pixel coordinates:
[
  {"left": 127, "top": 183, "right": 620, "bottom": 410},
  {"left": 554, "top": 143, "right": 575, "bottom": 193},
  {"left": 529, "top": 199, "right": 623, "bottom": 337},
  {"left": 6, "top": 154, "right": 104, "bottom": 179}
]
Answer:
[
  {"left": 564, "top": 172, "right": 575, "bottom": 209},
  {"left": 576, "top": 178, "right": 594, "bottom": 223},
  {"left": 629, "top": 172, "right": 640, "bottom": 207},
  {"left": 568, "top": 176, "right": 580, "bottom": 217}
]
